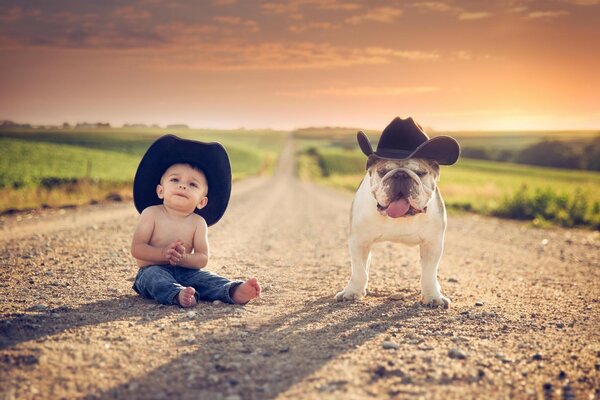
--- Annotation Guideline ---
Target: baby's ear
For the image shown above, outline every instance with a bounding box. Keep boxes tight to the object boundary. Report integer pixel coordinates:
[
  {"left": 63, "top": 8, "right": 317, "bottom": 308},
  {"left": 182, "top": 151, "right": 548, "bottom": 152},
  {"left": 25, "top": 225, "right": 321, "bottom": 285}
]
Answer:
[
  {"left": 197, "top": 196, "right": 208, "bottom": 210},
  {"left": 156, "top": 184, "right": 164, "bottom": 199}
]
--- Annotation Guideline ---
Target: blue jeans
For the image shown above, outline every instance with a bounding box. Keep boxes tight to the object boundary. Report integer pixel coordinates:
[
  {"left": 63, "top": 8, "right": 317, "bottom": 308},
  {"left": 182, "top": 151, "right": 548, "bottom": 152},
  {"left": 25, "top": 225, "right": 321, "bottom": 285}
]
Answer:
[{"left": 133, "top": 265, "right": 243, "bottom": 306}]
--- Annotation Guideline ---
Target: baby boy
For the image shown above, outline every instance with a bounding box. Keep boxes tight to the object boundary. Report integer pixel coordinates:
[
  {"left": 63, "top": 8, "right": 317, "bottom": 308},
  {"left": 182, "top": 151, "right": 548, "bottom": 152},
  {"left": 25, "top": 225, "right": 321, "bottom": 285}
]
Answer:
[{"left": 130, "top": 134, "right": 260, "bottom": 307}]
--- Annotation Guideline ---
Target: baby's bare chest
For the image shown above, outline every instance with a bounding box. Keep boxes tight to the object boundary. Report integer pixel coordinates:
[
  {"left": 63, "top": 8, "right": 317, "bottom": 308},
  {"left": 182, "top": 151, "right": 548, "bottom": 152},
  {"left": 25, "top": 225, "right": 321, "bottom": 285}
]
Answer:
[{"left": 150, "top": 217, "right": 197, "bottom": 250}]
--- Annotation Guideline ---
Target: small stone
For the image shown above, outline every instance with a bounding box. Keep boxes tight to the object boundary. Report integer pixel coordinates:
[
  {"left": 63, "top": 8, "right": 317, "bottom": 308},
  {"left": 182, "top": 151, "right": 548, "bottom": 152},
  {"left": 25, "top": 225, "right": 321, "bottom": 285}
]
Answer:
[
  {"left": 418, "top": 344, "right": 434, "bottom": 351},
  {"left": 186, "top": 311, "right": 197, "bottom": 319},
  {"left": 495, "top": 353, "right": 513, "bottom": 363},
  {"left": 448, "top": 348, "right": 467, "bottom": 359},
  {"left": 389, "top": 294, "right": 404, "bottom": 301},
  {"left": 213, "top": 300, "right": 222, "bottom": 305},
  {"left": 558, "top": 370, "right": 567, "bottom": 380},
  {"left": 373, "top": 365, "right": 387, "bottom": 378},
  {"left": 448, "top": 277, "right": 459, "bottom": 283},
  {"left": 475, "top": 301, "right": 484, "bottom": 307},
  {"left": 278, "top": 347, "right": 290, "bottom": 353},
  {"left": 532, "top": 353, "right": 543, "bottom": 361},
  {"left": 556, "top": 322, "right": 565, "bottom": 329},
  {"left": 404, "top": 333, "right": 424, "bottom": 343},
  {"left": 382, "top": 341, "right": 400, "bottom": 350}
]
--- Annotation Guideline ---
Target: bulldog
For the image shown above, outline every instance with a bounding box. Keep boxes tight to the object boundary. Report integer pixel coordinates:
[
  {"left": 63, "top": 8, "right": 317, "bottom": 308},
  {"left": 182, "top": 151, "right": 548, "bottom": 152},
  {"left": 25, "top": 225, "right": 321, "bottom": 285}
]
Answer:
[{"left": 335, "top": 117, "right": 460, "bottom": 307}]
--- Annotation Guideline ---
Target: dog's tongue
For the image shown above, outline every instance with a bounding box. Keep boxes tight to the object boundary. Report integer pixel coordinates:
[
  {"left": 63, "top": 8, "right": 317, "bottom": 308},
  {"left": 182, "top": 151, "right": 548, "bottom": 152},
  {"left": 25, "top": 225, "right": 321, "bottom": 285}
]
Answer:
[{"left": 386, "top": 198, "right": 410, "bottom": 218}]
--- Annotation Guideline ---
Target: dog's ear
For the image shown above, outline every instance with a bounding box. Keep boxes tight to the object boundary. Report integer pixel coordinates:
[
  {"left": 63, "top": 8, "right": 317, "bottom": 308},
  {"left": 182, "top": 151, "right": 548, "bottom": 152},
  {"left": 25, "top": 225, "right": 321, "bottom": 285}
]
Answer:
[{"left": 366, "top": 154, "right": 379, "bottom": 171}]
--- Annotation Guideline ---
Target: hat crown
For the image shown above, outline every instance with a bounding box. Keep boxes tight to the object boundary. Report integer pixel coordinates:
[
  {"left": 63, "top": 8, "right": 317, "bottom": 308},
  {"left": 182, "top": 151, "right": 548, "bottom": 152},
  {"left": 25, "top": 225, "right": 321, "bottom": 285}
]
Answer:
[
  {"left": 376, "top": 117, "right": 429, "bottom": 153},
  {"left": 356, "top": 116, "right": 460, "bottom": 165}
]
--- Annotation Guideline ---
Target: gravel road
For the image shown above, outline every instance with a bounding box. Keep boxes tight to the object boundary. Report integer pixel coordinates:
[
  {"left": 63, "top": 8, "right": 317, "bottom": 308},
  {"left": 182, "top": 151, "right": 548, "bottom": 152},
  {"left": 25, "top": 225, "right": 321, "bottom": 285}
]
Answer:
[{"left": 1, "top": 136, "right": 599, "bottom": 399}]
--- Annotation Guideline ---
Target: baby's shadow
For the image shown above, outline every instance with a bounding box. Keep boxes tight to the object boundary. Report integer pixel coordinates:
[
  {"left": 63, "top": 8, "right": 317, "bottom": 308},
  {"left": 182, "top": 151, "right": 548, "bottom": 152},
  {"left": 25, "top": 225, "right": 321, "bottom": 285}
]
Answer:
[{"left": 0, "top": 296, "right": 169, "bottom": 350}]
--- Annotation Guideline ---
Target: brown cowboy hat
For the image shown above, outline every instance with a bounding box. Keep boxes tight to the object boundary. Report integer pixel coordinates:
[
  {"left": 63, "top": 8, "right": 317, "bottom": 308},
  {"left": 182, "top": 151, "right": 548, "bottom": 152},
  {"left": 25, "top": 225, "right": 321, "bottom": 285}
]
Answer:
[
  {"left": 133, "top": 134, "right": 231, "bottom": 226},
  {"left": 357, "top": 117, "right": 460, "bottom": 165}
]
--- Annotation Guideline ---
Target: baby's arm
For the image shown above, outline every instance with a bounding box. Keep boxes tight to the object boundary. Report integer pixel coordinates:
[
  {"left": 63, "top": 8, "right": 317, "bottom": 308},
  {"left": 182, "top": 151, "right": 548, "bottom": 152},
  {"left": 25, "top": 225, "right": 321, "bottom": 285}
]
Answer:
[
  {"left": 131, "top": 208, "right": 177, "bottom": 264},
  {"left": 178, "top": 217, "right": 209, "bottom": 269}
]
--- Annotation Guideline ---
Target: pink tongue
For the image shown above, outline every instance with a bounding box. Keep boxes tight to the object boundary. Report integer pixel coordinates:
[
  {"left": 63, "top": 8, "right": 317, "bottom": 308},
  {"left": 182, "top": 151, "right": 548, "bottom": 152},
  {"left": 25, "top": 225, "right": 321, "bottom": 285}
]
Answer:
[{"left": 386, "top": 198, "right": 410, "bottom": 218}]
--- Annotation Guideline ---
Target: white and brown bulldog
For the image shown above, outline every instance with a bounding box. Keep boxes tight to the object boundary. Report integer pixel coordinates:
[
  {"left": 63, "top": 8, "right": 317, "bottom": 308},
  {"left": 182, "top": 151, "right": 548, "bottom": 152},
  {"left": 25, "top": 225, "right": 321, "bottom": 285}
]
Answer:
[{"left": 335, "top": 117, "right": 460, "bottom": 307}]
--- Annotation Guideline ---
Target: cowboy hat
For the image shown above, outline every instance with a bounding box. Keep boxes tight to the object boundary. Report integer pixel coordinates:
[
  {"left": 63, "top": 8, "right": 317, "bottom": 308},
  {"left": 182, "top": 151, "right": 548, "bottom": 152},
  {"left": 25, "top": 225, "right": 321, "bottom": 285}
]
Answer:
[
  {"left": 357, "top": 117, "right": 460, "bottom": 165},
  {"left": 133, "top": 134, "right": 231, "bottom": 226}
]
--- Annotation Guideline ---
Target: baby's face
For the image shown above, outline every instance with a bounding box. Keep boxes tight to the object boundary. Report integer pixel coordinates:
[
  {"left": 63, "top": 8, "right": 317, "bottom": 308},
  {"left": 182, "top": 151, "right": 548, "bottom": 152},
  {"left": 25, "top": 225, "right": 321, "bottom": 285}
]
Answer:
[{"left": 157, "top": 164, "right": 208, "bottom": 213}]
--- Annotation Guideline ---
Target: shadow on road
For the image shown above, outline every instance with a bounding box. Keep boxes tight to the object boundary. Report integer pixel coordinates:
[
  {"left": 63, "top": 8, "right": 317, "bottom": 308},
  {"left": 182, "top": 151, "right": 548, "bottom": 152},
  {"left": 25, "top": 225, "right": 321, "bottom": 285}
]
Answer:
[
  {"left": 85, "top": 296, "right": 438, "bottom": 399},
  {"left": 0, "top": 296, "right": 170, "bottom": 351}
]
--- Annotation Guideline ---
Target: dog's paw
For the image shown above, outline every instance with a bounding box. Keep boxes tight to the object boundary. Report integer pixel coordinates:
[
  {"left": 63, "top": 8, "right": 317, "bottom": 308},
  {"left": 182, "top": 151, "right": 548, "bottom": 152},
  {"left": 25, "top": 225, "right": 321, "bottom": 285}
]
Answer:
[
  {"left": 422, "top": 293, "right": 451, "bottom": 308},
  {"left": 335, "top": 287, "right": 366, "bottom": 302}
]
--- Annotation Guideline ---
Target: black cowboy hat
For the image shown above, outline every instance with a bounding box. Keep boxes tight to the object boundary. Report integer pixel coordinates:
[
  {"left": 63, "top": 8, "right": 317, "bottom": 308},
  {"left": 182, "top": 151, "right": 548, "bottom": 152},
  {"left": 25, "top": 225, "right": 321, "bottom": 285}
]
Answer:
[
  {"left": 357, "top": 117, "right": 460, "bottom": 165},
  {"left": 133, "top": 134, "right": 231, "bottom": 226}
]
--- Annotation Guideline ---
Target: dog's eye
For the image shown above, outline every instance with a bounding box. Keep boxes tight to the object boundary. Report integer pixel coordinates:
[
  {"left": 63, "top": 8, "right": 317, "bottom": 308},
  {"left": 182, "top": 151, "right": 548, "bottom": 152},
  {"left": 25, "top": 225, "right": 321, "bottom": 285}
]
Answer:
[
  {"left": 416, "top": 171, "right": 426, "bottom": 177},
  {"left": 378, "top": 169, "right": 390, "bottom": 177}
]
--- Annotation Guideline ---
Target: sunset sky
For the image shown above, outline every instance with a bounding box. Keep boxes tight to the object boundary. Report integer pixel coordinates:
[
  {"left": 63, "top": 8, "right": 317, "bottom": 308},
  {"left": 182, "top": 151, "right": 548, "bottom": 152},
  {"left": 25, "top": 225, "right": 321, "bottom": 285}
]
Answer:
[{"left": 1, "top": 0, "right": 599, "bottom": 131}]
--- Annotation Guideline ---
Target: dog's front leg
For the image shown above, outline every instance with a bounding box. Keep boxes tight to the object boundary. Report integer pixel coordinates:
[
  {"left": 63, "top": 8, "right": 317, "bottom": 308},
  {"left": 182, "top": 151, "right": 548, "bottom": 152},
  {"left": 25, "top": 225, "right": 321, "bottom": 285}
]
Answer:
[
  {"left": 419, "top": 238, "right": 451, "bottom": 307},
  {"left": 335, "top": 237, "right": 372, "bottom": 301}
]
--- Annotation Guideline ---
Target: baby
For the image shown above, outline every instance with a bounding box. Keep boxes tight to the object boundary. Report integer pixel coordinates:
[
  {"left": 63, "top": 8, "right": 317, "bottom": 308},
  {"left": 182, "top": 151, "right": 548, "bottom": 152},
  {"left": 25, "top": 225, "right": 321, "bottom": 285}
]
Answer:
[{"left": 130, "top": 134, "right": 260, "bottom": 307}]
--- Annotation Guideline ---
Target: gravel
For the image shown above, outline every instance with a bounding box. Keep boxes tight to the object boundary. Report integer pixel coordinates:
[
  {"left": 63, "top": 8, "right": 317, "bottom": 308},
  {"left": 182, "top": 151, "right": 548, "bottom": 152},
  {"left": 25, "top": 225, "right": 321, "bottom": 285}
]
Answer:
[{"left": 1, "top": 138, "right": 599, "bottom": 399}]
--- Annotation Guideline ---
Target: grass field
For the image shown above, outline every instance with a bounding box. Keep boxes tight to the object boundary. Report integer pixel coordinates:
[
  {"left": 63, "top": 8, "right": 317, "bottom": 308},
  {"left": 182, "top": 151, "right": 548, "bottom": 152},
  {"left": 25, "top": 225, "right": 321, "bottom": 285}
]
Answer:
[
  {"left": 0, "top": 128, "right": 285, "bottom": 212},
  {"left": 297, "top": 138, "right": 600, "bottom": 229}
]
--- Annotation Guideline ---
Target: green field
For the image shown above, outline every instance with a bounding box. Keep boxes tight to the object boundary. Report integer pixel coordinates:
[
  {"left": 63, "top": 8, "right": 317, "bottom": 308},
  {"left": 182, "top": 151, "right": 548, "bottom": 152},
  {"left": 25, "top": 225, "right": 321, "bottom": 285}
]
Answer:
[
  {"left": 0, "top": 128, "right": 285, "bottom": 212},
  {"left": 297, "top": 136, "right": 600, "bottom": 229}
]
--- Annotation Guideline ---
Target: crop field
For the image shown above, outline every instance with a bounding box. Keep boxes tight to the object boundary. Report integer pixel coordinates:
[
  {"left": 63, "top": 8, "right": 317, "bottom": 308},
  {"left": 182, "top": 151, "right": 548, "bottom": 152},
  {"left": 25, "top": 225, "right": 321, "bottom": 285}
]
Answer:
[
  {"left": 296, "top": 133, "right": 600, "bottom": 229},
  {"left": 0, "top": 128, "right": 285, "bottom": 212}
]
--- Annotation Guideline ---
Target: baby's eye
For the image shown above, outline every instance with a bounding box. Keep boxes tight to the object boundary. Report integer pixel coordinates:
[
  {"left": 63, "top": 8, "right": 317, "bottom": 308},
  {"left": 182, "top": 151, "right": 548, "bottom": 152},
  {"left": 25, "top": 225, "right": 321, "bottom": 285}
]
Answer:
[
  {"left": 170, "top": 178, "right": 179, "bottom": 183},
  {"left": 189, "top": 182, "right": 198, "bottom": 188}
]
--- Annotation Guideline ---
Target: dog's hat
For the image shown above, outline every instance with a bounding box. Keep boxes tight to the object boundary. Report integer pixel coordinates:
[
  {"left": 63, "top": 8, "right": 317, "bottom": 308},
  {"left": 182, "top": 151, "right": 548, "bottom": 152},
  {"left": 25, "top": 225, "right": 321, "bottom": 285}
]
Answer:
[
  {"left": 357, "top": 117, "right": 460, "bottom": 165},
  {"left": 133, "top": 134, "right": 231, "bottom": 226}
]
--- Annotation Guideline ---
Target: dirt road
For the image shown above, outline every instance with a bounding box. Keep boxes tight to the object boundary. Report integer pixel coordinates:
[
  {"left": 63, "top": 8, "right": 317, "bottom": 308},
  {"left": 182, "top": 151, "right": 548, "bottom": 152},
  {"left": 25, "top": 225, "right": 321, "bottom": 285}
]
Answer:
[{"left": 1, "top": 136, "right": 599, "bottom": 399}]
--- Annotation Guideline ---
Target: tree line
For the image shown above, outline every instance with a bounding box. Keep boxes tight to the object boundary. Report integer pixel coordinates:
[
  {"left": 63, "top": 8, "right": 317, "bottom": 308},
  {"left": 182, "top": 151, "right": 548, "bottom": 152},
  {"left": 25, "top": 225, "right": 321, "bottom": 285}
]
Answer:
[{"left": 461, "top": 137, "right": 600, "bottom": 171}]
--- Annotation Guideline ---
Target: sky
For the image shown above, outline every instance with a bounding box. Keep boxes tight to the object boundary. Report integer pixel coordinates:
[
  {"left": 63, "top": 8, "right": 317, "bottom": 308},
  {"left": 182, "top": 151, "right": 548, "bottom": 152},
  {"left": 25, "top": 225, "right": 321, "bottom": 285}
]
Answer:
[{"left": 0, "top": 0, "right": 599, "bottom": 131}]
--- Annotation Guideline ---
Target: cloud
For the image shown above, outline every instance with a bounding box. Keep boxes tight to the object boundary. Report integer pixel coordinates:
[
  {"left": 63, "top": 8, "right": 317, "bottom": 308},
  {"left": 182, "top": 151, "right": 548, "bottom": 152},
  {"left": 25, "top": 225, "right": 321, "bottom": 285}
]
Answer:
[
  {"left": 213, "top": 16, "right": 260, "bottom": 32},
  {"left": 0, "top": 6, "right": 42, "bottom": 23},
  {"left": 413, "top": 2, "right": 453, "bottom": 13},
  {"left": 289, "top": 22, "right": 340, "bottom": 33},
  {"left": 114, "top": 6, "right": 151, "bottom": 20},
  {"left": 277, "top": 86, "right": 440, "bottom": 97},
  {"left": 364, "top": 47, "right": 440, "bottom": 61},
  {"left": 130, "top": 41, "right": 439, "bottom": 71},
  {"left": 526, "top": 10, "right": 570, "bottom": 19},
  {"left": 562, "top": 0, "right": 598, "bottom": 4},
  {"left": 459, "top": 11, "right": 493, "bottom": 20},
  {"left": 261, "top": 0, "right": 362, "bottom": 14},
  {"left": 345, "top": 7, "right": 403, "bottom": 24}
]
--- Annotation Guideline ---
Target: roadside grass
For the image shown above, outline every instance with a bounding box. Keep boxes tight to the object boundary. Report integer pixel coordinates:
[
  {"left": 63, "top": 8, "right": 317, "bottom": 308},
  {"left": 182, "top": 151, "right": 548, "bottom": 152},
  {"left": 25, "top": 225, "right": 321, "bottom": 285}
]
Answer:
[
  {"left": 298, "top": 145, "right": 600, "bottom": 229},
  {"left": 0, "top": 129, "right": 284, "bottom": 213}
]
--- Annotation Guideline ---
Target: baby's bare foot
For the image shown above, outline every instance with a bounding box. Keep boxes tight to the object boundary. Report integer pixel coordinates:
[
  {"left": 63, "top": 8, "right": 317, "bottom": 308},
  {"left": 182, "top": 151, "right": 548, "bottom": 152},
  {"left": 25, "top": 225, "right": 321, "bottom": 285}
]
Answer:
[
  {"left": 232, "top": 278, "right": 261, "bottom": 304},
  {"left": 177, "top": 287, "right": 197, "bottom": 308}
]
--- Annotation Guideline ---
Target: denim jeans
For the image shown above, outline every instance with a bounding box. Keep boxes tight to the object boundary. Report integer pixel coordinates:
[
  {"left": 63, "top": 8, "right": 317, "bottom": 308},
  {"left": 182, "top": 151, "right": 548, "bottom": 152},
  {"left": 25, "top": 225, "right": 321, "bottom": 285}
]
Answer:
[{"left": 133, "top": 265, "right": 243, "bottom": 305}]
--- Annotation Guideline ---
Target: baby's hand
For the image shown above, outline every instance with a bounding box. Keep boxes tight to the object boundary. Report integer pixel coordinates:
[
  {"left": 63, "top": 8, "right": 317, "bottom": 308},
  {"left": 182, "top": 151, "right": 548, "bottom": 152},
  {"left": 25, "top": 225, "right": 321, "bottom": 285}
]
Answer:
[{"left": 164, "top": 240, "right": 185, "bottom": 266}]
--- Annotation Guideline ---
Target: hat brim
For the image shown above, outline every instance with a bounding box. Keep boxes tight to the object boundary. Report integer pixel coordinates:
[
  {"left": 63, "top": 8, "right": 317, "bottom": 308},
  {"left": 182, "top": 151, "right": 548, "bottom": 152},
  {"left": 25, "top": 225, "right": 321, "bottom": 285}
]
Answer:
[
  {"left": 374, "top": 136, "right": 460, "bottom": 165},
  {"left": 133, "top": 134, "right": 231, "bottom": 226}
]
